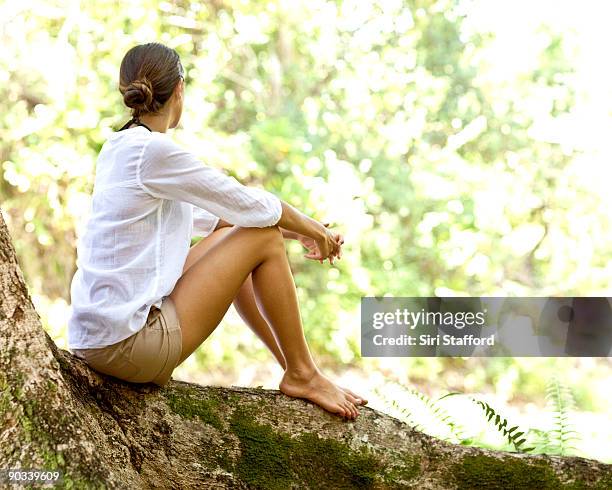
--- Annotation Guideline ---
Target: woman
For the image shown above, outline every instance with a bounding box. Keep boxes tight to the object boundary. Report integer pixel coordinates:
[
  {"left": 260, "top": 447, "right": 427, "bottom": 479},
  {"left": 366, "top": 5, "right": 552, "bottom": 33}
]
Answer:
[{"left": 68, "top": 42, "right": 366, "bottom": 419}]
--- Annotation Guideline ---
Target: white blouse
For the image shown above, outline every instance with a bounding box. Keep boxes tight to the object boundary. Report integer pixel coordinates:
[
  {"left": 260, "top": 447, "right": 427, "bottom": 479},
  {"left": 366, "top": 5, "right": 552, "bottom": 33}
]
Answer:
[{"left": 67, "top": 126, "right": 282, "bottom": 350}]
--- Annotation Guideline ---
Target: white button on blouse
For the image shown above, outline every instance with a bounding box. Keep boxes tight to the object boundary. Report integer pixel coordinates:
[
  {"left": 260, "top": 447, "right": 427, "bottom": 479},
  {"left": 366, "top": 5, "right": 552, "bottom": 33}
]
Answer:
[{"left": 67, "top": 126, "right": 282, "bottom": 350}]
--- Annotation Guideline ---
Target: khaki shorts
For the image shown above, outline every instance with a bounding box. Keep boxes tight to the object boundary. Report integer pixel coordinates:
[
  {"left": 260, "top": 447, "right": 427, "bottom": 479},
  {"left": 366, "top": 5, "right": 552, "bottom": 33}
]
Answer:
[{"left": 72, "top": 296, "right": 183, "bottom": 387}]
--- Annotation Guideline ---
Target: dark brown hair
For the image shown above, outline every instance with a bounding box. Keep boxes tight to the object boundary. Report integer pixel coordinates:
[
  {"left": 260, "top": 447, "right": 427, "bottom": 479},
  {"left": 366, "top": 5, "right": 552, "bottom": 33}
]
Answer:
[{"left": 118, "top": 42, "right": 184, "bottom": 118}]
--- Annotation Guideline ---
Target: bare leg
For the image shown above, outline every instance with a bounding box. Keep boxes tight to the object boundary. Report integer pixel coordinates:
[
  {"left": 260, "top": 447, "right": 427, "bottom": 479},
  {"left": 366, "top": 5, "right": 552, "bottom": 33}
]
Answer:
[
  {"left": 182, "top": 228, "right": 287, "bottom": 368},
  {"left": 182, "top": 227, "right": 367, "bottom": 405},
  {"left": 233, "top": 274, "right": 288, "bottom": 367},
  {"left": 170, "top": 225, "right": 360, "bottom": 419},
  {"left": 235, "top": 274, "right": 367, "bottom": 405}
]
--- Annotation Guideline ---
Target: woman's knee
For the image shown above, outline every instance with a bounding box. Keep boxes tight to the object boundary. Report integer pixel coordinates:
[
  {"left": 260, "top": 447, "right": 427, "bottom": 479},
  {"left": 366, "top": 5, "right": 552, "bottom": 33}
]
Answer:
[
  {"left": 261, "top": 225, "right": 285, "bottom": 252},
  {"left": 234, "top": 224, "right": 284, "bottom": 249}
]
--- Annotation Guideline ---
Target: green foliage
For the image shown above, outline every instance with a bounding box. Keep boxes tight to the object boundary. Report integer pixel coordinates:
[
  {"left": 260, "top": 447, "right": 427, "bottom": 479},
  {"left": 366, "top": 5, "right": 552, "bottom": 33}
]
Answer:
[
  {"left": 528, "top": 376, "right": 580, "bottom": 456},
  {"left": 466, "top": 398, "right": 534, "bottom": 453},
  {"left": 383, "top": 375, "right": 583, "bottom": 457},
  {"left": 375, "top": 382, "right": 467, "bottom": 444},
  {"left": 6, "top": 0, "right": 608, "bottom": 356}
]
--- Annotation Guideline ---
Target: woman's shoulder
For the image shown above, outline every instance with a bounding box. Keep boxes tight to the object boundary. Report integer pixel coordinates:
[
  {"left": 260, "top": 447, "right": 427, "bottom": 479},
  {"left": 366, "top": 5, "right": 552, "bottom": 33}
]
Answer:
[
  {"left": 104, "top": 128, "right": 195, "bottom": 168},
  {"left": 143, "top": 131, "right": 192, "bottom": 160}
]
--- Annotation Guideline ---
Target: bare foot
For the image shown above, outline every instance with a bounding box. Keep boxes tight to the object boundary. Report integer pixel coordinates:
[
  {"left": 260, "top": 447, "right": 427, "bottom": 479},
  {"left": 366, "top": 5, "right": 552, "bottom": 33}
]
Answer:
[
  {"left": 278, "top": 361, "right": 367, "bottom": 406},
  {"left": 280, "top": 369, "right": 360, "bottom": 419}
]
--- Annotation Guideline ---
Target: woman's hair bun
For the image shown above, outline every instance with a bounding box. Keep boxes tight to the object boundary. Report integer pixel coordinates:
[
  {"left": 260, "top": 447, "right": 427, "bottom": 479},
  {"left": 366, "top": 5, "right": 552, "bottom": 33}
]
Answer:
[
  {"left": 119, "top": 43, "right": 182, "bottom": 117},
  {"left": 123, "top": 78, "right": 155, "bottom": 111}
]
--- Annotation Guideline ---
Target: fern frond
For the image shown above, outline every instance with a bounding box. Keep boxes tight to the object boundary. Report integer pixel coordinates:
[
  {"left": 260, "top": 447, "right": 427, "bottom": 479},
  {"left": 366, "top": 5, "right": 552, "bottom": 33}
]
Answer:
[
  {"left": 375, "top": 383, "right": 467, "bottom": 443},
  {"left": 470, "top": 398, "right": 534, "bottom": 452},
  {"left": 438, "top": 392, "right": 535, "bottom": 452},
  {"left": 541, "top": 376, "right": 580, "bottom": 456}
]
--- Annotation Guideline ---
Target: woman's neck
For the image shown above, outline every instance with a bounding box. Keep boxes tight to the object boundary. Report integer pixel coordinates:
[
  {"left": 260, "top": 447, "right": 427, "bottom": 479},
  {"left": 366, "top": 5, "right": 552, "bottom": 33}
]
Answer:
[{"left": 130, "top": 113, "right": 171, "bottom": 133}]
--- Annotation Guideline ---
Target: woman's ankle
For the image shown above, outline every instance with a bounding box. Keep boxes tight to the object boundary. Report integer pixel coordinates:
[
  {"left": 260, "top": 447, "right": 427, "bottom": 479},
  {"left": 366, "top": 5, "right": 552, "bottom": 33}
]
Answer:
[{"left": 284, "top": 363, "right": 318, "bottom": 381}]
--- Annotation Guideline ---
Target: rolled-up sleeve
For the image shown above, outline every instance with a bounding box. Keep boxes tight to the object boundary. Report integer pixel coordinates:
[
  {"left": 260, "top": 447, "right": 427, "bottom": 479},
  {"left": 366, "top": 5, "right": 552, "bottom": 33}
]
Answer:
[
  {"left": 192, "top": 205, "right": 220, "bottom": 238},
  {"left": 137, "top": 134, "right": 282, "bottom": 227}
]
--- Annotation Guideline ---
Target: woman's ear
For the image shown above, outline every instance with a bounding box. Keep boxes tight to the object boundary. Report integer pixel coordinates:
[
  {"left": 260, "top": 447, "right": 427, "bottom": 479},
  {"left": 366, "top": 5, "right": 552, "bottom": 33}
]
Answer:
[
  {"left": 173, "top": 79, "right": 183, "bottom": 102},
  {"left": 170, "top": 80, "right": 184, "bottom": 128},
  {"left": 178, "top": 82, "right": 184, "bottom": 107}
]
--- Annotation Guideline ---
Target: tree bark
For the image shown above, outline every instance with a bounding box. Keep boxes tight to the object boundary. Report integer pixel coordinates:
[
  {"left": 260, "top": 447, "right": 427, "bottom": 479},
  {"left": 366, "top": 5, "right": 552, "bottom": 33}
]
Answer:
[{"left": 1, "top": 209, "right": 611, "bottom": 489}]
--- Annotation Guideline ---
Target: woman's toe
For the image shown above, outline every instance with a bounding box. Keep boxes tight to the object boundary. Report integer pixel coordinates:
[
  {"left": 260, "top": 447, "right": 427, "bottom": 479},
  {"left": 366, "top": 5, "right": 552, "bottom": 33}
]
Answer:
[
  {"left": 343, "top": 387, "right": 367, "bottom": 405},
  {"left": 345, "top": 393, "right": 360, "bottom": 405},
  {"left": 344, "top": 401, "right": 357, "bottom": 419}
]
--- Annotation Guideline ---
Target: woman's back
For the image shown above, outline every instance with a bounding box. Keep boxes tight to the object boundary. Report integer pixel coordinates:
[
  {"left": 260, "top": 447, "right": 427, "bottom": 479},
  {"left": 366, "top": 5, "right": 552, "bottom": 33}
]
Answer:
[{"left": 68, "top": 126, "right": 192, "bottom": 350}]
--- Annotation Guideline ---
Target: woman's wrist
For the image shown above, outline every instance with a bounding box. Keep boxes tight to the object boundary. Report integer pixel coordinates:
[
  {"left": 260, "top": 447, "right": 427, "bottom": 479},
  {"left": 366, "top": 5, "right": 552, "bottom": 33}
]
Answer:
[
  {"left": 276, "top": 201, "right": 325, "bottom": 240},
  {"left": 308, "top": 217, "right": 327, "bottom": 241}
]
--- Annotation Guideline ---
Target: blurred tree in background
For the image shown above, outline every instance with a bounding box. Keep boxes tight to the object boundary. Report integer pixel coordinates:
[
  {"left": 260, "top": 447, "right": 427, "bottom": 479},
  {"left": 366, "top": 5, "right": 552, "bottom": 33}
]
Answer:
[{"left": 1, "top": 0, "right": 611, "bottom": 462}]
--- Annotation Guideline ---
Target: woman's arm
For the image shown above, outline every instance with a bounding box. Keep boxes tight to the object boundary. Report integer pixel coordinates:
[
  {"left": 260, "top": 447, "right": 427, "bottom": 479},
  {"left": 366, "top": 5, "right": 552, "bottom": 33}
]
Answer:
[
  {"left": 211, "top": 219, "right": 302, "bottom": 241},
  {"left": 206, "top": 198, "right": 339, "bottom": 261},
  {"left": 275, "top": 200, "right": 326, "bottom": 241},
  {"left": 139, "top": 136, "right": 334, "bottom": 255},
  {"left": 212, "top": 217, "right": 311, "bottom": 242},
  {"left": 140, "top": 135, "right": 282, "bottom": 228},
  {"left": 274, "top": 201, "right": 343, "bottom": 263},
  {"left": 198, "top": 195, "right": 320, "bottom": 241}
]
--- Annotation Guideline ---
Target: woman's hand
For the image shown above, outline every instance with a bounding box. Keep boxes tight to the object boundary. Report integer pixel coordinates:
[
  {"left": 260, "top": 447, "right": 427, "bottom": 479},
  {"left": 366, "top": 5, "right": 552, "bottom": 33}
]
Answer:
[{"left": 300, "top": 222, "right": 344, "bottom": 264}]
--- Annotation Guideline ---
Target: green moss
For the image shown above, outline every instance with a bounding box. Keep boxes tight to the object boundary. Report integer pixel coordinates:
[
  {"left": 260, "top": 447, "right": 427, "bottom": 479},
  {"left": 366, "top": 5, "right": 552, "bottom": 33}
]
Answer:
[
  {"left": 292, "top": 432, "right": 382, "bottom": 489},
  {"left": 452, "top": 455, "right": 562, "bottom": 489},
  {"left": 382, "top": 455, "right": 421, "bottom": 486},
  {"left": 165, "top": 392, "right": 223, "bottom": 430},
  {"left": 46, "top": 379, "right": 58, "bottom": 392},
  {"left": 229, "top": 406, "right": 384, "bottom": 489},
  {"left": 594, "top": 472, "right": 612, "bottom": 490},
  {"left": 224, "top": 391, "right": 241, "bottom": 405},
  {"left": 0, "top": 373, "right": 10, "bottom": 417},
  {"left": 228, "top": 406, "right": 293, "bottom": 489},
  {"left": 452, "top": 454, "right": 612, "bottom": 489}
]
